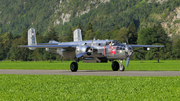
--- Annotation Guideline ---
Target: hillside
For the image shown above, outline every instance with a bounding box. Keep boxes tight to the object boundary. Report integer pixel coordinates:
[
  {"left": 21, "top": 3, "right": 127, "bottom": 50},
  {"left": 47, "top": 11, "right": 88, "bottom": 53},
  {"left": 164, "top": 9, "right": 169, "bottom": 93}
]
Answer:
[{"left": 0, "top": 0, "right": 180, "bottom": 36}]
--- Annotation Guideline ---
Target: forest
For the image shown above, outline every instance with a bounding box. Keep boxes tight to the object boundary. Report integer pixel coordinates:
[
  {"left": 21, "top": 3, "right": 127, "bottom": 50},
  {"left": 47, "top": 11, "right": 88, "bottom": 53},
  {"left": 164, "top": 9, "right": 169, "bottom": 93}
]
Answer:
[
  {"left": 0, "top": 0, "right": 180, "bottom": 61},
  {"left": 0, "top": 22, "right": 180, "bottom": 61}
]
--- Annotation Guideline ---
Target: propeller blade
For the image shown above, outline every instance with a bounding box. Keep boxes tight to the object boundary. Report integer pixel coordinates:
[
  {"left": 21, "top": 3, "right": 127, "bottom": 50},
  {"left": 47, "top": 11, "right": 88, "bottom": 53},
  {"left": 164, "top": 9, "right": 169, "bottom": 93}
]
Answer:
[
  {"left": 76, "top": 52, "right": 88, "bottom": 58},
  {"left": 125, "top": 36, "right": 129, "bottom": 45},
  {"left": 126, "top": 57, "right": 130, "bottom": 67},
  {"left": 90, "top": 37, "right": 96, "bottom": 46}
]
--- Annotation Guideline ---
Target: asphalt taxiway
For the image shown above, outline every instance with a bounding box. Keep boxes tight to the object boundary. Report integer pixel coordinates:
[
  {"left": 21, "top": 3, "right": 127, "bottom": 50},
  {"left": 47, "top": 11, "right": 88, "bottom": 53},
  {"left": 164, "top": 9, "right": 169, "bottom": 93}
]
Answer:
[{"left": 0, "top": 70, "right": 180, "bottom": 76}]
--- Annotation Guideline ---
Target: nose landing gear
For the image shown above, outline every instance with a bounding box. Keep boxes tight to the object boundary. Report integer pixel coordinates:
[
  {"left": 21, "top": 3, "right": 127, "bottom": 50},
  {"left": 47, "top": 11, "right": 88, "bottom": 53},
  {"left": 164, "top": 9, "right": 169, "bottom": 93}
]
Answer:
[
  {"left": 111, "top": 60, "right": 125, "bottom": 71},
  {"left": 119, "top": 60, "right": 125, "bottom": 71}
]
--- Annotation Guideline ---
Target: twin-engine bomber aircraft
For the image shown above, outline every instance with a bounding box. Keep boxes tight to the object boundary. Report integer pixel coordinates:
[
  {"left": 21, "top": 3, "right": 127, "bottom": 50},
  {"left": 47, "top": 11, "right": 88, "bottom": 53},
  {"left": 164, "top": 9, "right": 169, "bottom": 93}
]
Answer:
[{"left": 18, "top": 28, "right": 164, "bottom": 72}]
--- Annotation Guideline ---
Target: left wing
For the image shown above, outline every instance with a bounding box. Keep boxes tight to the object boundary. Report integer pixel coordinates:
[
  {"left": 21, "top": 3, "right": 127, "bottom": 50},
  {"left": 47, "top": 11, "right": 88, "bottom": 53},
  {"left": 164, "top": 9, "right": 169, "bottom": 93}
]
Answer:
[{"left": 18, "top": 45, "right": 77, "bottom": 49}]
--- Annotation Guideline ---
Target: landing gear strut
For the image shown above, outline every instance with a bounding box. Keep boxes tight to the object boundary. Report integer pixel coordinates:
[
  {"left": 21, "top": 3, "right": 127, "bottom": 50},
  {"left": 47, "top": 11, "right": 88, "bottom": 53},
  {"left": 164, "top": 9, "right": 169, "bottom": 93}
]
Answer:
[
  {"left": 119, "top": 60, "right": 125, "bottom": 71},
  {"left": 70, "top": 62, "right": 78, "bottom": 72}
]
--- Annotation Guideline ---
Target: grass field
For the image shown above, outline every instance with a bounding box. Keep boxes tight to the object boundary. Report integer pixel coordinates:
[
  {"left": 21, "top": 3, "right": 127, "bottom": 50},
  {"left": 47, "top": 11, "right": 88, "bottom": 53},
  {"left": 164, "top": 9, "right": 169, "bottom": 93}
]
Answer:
[
  {"left": 0, "top": 61, "right": 180, "bottom": 100},
  {"left": 0, "top": 75, "right": 179, "bottom": 100},
  {"left": 0, "top": 60, "right": 180, "bottom": 71}
]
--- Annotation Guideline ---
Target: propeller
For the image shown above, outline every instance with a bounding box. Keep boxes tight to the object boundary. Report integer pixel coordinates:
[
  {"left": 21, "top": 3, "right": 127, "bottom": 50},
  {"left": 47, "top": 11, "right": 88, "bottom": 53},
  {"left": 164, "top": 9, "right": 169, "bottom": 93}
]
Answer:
[
  {"left": 90, "top": 37, "right": 95, "bottom": 47},
  {"left": 126, "top": 57, "right": 130, "bottom": 67},
  {"left": 88, "top": 37, "right": 96, "bottom": 53},
  {"left": 125, "top": 36, "right": 129, "bottom": 46},
  {"left": 125, "top": 36, "right": 133, "bottom": 67}
]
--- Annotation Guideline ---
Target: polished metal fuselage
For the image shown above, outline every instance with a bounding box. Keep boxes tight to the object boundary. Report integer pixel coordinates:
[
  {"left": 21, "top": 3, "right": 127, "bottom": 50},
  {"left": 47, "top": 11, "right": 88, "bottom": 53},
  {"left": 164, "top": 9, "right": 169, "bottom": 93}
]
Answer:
[{"left": 53, "top": 40, "right": 132, "bottom": 61}]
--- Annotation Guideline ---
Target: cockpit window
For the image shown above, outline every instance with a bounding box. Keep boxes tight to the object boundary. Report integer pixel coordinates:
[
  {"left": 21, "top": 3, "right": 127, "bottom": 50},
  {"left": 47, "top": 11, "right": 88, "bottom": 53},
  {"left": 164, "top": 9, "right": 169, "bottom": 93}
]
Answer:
[
  {"left": 117, "top": 47, "right": 120, "bottom": 50},
  {"left": 106, "top": 42, "right": 110, "bottom": 45},
  {"left": 112, "top": 40, "right": 120, "bottom": 46},
  {"left": 117, "top": 46, "right": 125, "bottom": 50}
]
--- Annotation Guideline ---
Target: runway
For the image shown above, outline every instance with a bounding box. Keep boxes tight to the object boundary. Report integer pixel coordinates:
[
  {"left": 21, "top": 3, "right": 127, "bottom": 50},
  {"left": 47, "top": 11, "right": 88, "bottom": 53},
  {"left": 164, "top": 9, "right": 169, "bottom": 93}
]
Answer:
[{"left": 0, "top": 69, "right": 180, "bottom": 76}]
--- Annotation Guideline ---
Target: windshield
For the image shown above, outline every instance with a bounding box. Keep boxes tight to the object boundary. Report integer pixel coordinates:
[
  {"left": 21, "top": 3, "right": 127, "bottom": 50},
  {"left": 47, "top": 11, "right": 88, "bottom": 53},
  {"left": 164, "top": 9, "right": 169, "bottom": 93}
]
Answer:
[{"left": 112, "top": 40, "right": 120, "bottom": 45}]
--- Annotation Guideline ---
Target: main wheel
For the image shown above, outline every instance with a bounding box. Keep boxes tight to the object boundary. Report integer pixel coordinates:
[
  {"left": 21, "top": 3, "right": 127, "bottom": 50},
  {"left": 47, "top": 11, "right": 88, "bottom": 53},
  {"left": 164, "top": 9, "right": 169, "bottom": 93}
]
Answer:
[
  {"left": 70, "top": 62, "right": 78, "bottom": 72},
  {"left": 119, "top": 65, "right": 125, "bottom": 71},
  {"left": 112, "top": 61, "right": 119, "bottom": 71}
]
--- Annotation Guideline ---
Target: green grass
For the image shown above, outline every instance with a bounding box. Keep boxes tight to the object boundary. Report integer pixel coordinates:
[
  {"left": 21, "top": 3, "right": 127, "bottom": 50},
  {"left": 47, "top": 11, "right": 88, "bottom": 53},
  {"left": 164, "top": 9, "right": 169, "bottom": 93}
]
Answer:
[
  {"left": 0, "top": 60, "right": 180, "bottom": 71},
  {"left": 0, "top": 75, "right": 179, "bottom": 100}
]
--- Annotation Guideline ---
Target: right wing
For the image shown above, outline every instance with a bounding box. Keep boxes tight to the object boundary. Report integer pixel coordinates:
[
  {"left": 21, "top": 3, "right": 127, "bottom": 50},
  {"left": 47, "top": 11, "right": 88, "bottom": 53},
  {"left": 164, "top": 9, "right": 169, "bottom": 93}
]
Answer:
[{"left": 130, "top": 45, "right": 164, "bottom": 48}]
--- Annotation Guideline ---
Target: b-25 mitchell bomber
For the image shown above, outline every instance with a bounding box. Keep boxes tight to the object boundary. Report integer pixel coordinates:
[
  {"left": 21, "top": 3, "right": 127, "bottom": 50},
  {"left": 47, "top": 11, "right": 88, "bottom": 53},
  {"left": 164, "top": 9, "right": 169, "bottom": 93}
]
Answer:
[{"left": 19, "top": 28, "right": 164, "bottom": 72}]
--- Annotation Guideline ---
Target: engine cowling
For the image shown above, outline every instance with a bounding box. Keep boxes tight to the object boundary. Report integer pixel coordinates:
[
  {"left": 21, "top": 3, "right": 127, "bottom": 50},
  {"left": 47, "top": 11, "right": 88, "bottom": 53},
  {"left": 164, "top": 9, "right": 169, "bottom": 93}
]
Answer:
[{"left": 75, "top": 46, "right": 90, "bottom": 56}]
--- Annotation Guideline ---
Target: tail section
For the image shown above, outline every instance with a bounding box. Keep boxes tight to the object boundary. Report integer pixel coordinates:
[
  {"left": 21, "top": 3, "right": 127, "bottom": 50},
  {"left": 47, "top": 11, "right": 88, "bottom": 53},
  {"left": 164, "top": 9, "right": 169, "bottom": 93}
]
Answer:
[
  {"left": 28, "top": 28, "right": 37, "bottom": 50},
  {"left": 73, "top": 29, "right": 82, "bottom": 42}
]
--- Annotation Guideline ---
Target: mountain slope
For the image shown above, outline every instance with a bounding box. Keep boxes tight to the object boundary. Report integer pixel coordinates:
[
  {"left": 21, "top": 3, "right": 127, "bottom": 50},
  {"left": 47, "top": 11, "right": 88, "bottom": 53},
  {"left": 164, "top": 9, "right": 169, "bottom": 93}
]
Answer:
[{"left": 0, "top": 0, "right": 180, "bottom": 36}]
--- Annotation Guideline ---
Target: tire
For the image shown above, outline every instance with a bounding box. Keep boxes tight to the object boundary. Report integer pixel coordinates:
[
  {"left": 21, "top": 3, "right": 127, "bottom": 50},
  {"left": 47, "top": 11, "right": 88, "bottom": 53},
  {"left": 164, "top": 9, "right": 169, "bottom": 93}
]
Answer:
[
  {"left": 112, "top": 61, "right": 119, "bottom": 71},
  {"left": 70, "top": 62, "right": 78, "bottom": 72},
  {"left": 119, "top": 65, "right": 125, "bottom": 71}
]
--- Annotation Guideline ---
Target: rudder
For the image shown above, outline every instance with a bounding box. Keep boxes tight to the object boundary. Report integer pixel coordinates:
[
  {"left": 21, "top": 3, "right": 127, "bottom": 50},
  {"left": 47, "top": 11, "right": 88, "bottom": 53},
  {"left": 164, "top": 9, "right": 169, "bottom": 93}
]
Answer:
[
  {"left": 73, "top": 29, "right": 82, "bottom": 42},
  {"left": 28, "top": 28, "right": 37, "bottom": 50}
]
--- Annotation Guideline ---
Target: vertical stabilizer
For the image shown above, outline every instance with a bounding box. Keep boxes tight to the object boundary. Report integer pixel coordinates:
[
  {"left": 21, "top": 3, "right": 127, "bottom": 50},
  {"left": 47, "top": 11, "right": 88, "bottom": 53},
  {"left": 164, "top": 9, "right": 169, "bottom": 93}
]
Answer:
[
  {"left": 73, "top": 29, "right": 82, "bottom": 42},
  {"left": 28, "top": 28, "right": 37, "bottom": 50}
]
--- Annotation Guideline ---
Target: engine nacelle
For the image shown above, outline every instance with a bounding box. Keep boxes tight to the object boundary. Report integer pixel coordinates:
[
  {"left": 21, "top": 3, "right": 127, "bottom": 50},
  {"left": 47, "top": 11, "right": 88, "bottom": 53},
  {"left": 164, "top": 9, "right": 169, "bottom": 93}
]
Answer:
[
  {"left": 57, "top": 46, "right": 90, "bottom": 59},
  {"left": 75, "top": 46, "right": 90, "bottom": 56}
]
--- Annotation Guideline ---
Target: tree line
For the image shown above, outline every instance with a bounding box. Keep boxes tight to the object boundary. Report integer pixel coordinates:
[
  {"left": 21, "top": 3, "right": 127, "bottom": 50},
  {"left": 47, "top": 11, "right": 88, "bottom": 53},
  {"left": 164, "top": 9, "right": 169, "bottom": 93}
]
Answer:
[{"left": 0, "top": 22, "right": 180, "bottom": 62}]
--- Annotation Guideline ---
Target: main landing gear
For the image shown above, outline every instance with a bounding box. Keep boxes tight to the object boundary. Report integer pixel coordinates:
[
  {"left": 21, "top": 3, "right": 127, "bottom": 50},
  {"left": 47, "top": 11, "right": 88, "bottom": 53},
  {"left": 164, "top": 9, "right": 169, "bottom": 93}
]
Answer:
[
  {"left": 111, "top": 60, "right": 125, "bottom": 71},
  {"left": 70, "top": 60, "right": 125, "bottom": 72},
  {"left": 70, "top": 62, "right": 78, "bottom": 72}
]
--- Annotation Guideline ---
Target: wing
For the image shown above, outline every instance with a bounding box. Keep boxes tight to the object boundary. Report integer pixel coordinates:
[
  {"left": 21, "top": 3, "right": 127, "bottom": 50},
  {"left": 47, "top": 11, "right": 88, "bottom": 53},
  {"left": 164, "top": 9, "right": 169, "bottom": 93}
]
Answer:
[
  {"left": 130, "top": 45, "right": 164, "bottom": 48},
  {"left": 37, "top": 43, "right": 59, "bottom": 45},
  {"left": 18, "top": 45, "right": 77, "bottom": 49}
]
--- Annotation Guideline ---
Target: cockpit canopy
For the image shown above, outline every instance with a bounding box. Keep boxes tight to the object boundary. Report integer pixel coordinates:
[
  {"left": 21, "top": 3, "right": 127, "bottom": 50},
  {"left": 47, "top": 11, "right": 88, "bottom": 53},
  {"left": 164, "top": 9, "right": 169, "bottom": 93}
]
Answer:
[
  {"left": 106, "top": 40, "right": 130, "bottom": 50},
  {"left": 112, "top": 40, "right": 120, "bottom": 45},
  {"left": 106, "top": 40, "right": 121, "bottom": 46}
]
